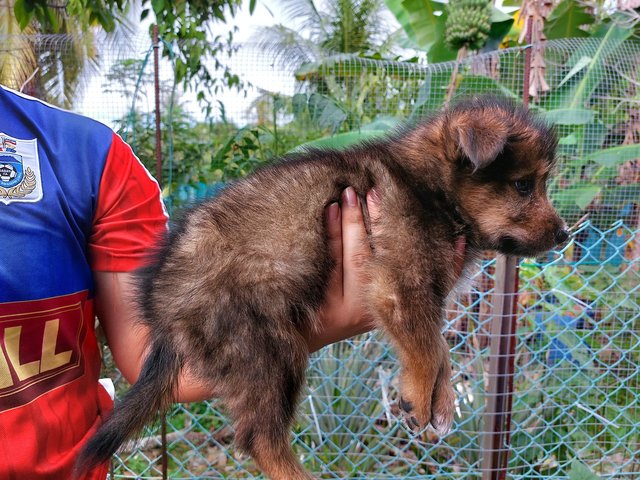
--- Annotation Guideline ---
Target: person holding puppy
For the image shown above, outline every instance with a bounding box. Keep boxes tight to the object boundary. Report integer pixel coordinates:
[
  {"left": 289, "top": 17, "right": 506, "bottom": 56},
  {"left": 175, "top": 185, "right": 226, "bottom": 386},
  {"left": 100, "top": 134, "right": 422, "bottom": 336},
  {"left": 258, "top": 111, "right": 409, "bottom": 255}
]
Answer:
[{"left": 0, "top": 84, "right": 380, "bottom": 479}]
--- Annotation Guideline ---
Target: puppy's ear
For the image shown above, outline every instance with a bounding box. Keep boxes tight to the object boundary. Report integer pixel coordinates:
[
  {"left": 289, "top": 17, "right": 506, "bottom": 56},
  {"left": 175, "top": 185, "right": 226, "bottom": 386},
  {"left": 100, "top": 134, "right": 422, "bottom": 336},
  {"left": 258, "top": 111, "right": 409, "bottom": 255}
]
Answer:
[{"left": 454, "top": 118, "right": 509, "bottom": 170}]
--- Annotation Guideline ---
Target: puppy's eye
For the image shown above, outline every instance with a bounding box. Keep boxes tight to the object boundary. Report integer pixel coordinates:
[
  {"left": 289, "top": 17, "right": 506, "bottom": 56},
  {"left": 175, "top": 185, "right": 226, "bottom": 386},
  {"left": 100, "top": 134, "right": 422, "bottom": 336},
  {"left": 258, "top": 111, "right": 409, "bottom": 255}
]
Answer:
[{"left": 514, "top": 179, "right": 534, "bottom": 195}]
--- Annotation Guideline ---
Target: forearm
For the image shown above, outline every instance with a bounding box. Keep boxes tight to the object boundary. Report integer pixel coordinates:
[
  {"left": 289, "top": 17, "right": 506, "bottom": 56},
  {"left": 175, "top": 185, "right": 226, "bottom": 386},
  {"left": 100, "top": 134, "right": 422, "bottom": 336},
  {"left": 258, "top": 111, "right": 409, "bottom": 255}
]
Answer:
[{"left": 94, "top": 271, "right": 213, "bottom": 403}]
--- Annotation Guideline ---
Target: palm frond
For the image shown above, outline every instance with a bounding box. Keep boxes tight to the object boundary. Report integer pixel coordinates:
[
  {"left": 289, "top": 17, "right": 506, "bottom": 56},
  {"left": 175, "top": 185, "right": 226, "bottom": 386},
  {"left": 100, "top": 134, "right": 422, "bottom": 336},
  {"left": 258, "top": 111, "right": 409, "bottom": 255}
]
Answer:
[
  {"left": 101, "top": 1, "right": 140, "bottom": 53},
  {"left": 253, "top": 0, "right": 396, "bottom": 75},
  {"left": 273, "top": 0, "right": 324, "bottom": 28},
  {"left": 0, "top": 11, "right": 38, "bottom": 90},
  {"left": 322, "top": 0, "right": 390, "bottom": 54},
  {"left": 267, "top": 0, "right": 330, "bottom": 40},
  {"left": 254, "top": 25, "right": 320, "bottom": 71},
  {"left": 1, "top": 1, "right": 142, "bottom": 107},
  {"left": 35, "top": 10, "right": 99, "bottom": 108}
]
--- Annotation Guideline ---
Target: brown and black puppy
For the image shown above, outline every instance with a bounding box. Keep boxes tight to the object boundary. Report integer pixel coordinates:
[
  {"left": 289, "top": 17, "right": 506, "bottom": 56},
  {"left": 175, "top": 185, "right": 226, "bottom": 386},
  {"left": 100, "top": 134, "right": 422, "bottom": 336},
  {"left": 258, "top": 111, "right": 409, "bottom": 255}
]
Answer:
[{"left": 77, "top": 96, "right": 567, "bottom": 480}]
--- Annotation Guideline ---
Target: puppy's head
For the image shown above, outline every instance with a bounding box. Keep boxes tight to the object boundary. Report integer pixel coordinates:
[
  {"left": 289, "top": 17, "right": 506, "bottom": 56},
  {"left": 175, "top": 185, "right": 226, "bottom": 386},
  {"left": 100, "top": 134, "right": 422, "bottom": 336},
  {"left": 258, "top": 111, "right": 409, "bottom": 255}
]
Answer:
[{"left": 447, "top": 97, "right": 568, "bottom": 257}]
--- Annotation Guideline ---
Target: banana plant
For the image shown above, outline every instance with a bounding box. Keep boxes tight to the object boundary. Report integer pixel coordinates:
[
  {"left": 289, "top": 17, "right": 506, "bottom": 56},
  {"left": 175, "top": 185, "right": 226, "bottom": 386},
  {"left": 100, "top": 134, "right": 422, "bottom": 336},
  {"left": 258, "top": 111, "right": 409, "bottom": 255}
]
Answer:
[
  {"left": 383, "top": 0, "right": 515, "bottom": 62},
  {"left": 537, "top": 21, "right": 637, "bottom": 224}
]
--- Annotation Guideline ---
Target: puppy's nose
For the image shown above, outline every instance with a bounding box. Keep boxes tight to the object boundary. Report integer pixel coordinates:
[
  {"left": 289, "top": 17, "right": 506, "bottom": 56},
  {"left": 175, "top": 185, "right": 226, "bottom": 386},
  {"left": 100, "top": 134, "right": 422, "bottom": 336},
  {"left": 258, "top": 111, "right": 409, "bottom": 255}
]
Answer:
[{"left": 555, "top": 228, "right": 570, "bottom": 245}]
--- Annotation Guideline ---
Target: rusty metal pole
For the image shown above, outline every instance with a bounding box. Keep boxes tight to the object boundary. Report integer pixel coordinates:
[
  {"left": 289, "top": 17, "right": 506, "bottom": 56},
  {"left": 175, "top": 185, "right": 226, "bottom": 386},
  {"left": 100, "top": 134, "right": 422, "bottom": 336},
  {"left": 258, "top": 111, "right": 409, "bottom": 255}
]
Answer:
[
  {"left": 481, "top": 16, "right": 533, "bottom": 480},
  {"left": 152, "top": 25, "right": 168, "bottom": 480},
  {"left": 153, "top": 24, "right": 163, "bottom": 186},
  {"left": 481, "top": 256, "right": 519, "bottom": 479},
  {"left": 522, "top": 16, "right": 534, "bottom": 110}
]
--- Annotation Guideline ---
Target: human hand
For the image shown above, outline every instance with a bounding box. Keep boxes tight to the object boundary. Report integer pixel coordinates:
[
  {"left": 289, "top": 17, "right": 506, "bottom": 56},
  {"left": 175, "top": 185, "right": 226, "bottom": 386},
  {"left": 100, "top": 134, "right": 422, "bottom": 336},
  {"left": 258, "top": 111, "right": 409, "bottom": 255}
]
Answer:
[
  {"left": 306, "top": 187, "right": 467, "bottom": 353},
  {"left": 306, "top": 187, "right": 381, "bottom": 352}
]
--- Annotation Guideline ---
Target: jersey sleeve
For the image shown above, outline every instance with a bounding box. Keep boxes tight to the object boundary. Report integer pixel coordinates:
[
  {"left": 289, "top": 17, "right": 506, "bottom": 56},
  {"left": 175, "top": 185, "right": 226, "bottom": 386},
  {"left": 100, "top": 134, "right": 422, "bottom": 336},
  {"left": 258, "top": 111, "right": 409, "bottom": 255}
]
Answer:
[{"left": 88, "top": 133, "right": 168, "bottom": 272}]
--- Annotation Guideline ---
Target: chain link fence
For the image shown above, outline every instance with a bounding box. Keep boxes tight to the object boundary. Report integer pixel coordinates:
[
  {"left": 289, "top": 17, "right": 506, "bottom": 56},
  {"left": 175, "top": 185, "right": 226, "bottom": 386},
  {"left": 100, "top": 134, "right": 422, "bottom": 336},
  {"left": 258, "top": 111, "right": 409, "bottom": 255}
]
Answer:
[{"left": 1, "top": 28, "right": 638, "bottom": 479}]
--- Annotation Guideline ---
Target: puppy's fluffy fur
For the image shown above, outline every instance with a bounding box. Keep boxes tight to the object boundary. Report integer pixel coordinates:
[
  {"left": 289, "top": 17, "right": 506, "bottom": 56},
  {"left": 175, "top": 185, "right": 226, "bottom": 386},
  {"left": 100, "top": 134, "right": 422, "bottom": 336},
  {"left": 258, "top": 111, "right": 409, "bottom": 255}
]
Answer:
[{"left": 77, "top": 96, "right": 566, "bottom": 479}]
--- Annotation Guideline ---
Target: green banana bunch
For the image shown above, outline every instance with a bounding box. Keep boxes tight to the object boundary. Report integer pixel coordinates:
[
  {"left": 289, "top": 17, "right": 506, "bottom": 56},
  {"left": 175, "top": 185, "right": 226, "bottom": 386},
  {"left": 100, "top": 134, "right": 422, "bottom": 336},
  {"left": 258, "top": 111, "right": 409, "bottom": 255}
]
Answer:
[{"left": 444, "top": 0, "right": 492, "bottom": 51}]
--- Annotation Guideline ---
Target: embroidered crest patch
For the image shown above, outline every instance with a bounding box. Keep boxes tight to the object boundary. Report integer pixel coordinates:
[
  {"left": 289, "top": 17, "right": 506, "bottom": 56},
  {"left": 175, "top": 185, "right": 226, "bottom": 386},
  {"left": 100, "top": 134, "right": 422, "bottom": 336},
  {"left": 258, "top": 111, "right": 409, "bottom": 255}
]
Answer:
[{"left": 0, "top": 133, "right": 42, "bottom": 205}]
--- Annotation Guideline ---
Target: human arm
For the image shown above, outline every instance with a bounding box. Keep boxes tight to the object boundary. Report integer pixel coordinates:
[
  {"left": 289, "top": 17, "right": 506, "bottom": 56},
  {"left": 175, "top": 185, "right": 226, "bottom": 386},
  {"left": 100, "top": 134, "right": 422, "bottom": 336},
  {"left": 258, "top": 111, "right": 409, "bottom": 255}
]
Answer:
[{"left": 94, "top": 271, "right": 213, "bottom": 402}]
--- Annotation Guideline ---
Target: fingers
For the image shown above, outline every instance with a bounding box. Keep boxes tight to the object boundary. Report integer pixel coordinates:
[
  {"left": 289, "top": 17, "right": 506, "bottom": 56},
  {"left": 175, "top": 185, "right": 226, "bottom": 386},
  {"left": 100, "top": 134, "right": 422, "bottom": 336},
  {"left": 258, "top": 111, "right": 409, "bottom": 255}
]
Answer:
[
  {"left": 341, "top": 187, "right": 372, "bottom": 291},
  {"left": 322, "top": 185, "right": 381, "bottom": 297},
  {"left": 324, "top": 202, "right": 343, "bottom": 295}
]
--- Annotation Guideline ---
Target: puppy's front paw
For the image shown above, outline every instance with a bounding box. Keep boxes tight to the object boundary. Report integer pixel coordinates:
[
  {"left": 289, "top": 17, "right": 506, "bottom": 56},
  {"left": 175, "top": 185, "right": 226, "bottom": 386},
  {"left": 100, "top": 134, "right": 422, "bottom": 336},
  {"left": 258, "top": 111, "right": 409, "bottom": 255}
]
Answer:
[
  {"left": 398, "top": 396, "right": 422, "bottom": 431},
  {"left": 396, "top": 378, "right": 432, "bottom": 432},
  {"left": 397, "top": 356, "right": 456, "bottom": 435}
]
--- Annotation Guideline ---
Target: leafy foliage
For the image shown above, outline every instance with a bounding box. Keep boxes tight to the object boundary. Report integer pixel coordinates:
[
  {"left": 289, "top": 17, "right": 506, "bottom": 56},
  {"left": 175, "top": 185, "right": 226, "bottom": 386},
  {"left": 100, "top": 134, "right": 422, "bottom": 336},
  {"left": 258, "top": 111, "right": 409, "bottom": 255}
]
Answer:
[
  {"left": 384, "top": 0, "right": 514, "bottom": 62},
  {"left": 537, "top": 23, "right": 638, "bottom": 226},
  {"left": 568, "top": 460, "right": 603, "bottom": 480},
  {"left": 543, "top": 0, "right": 595, "bottom": 40},
  {"left": 146, "top": 0, "right": 248, "bottom": 115},
  {"left": 11, "top": 0, "right": 250, "bottom": 114},
  {"left": 1, "top": 1, "right": 106, "bottom": 107}
]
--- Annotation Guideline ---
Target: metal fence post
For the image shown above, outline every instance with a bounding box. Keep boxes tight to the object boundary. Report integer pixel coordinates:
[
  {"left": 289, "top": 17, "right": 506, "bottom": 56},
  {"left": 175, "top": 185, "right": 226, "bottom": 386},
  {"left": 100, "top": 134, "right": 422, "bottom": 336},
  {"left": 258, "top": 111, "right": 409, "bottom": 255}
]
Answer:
[
  {"left": 481, "top": 255, "right": 520, "bottom": 479},
  {"left": 481, "top": 16, "right": 533, "bottom": 479}
]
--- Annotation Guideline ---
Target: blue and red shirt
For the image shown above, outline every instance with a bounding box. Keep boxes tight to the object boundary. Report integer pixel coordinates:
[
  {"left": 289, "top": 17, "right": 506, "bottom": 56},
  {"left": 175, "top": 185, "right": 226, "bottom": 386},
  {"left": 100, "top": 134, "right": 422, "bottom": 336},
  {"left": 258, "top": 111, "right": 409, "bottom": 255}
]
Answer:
[{"left": 0, "top": 85, "right": 167, "bottom": 479}]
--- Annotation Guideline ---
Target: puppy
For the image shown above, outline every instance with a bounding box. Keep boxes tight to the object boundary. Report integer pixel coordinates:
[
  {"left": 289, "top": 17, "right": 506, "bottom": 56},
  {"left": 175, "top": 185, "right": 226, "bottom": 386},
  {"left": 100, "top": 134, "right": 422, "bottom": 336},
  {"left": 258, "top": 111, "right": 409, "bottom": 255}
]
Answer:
[{"left": 77, "top": 96, "right": 567, "bottom": 479}]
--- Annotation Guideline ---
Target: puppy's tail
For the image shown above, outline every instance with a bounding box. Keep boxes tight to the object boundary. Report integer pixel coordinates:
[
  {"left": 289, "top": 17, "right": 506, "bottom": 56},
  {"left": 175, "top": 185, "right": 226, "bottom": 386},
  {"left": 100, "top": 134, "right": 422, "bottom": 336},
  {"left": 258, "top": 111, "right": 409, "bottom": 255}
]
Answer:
[{"left": 75, "top": 341, "right": 181, "bottom": 476}]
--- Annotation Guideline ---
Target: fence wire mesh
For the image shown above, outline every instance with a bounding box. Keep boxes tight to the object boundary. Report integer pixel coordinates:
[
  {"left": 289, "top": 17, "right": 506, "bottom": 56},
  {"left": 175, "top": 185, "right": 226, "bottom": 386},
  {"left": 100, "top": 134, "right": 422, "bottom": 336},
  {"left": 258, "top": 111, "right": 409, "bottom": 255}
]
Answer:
[{"left": 1, "top": 29, "right": 638, "bottom": 479}]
